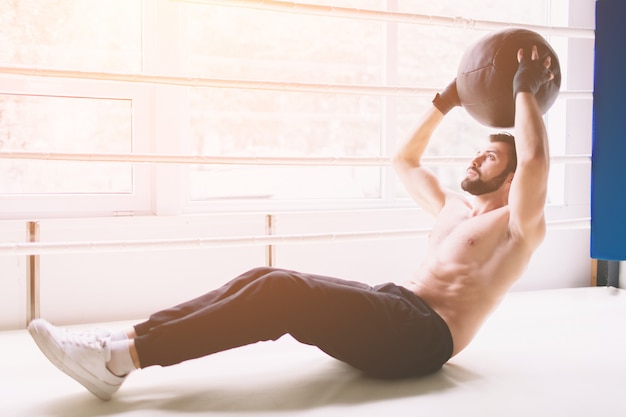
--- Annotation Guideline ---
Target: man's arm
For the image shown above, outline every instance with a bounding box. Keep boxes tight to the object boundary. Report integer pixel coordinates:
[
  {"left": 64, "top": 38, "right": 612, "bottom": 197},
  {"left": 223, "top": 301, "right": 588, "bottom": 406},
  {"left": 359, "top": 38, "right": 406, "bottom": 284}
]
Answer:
[
  {"left": 508, "top": 46, "right": 553, "bottom": 245},
  {"left": 392, "top": 81, "right": 460, "bottom": 217},
  {"left": 392, "top": 106, "right": 447, "bottom": 216}
]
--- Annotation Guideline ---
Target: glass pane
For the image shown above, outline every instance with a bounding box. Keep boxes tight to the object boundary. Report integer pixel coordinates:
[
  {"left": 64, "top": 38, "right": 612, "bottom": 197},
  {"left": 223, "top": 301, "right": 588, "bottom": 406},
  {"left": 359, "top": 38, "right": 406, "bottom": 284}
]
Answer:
[
  {"left": 186, "top": 3, "right": 382, "bottom": 84},
  {"left": 396, "top": 0, "right": 550, "bottom": 26},
  {"left": 189, "top": 88, "right": 382, "bottom": 201},
  {"left": 190, "top": 165, "right": 381, "bottom": 201},
  {"left": 304, "top": 0, "right": 382, "bottom": 7},
  {"left": 397, "top": 26, "right": 495, "bottom": 88},
  {"left": 184, "top": 0, "right": 567, "bottom": 205},
  {"left": 0, "top": 94, "right": 133, "bottom": 194},
  {"left": 190, "top": 89, "right": 381, "bottom": 157},
  {"left": 0, "top": 0, "right": 142, "bottom": 72}
]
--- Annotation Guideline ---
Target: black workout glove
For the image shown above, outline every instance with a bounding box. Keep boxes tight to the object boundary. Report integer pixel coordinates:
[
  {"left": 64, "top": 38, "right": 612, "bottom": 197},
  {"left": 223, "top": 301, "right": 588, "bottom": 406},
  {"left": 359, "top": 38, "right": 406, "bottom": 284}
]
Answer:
[
  {"left": 513, "top": 53, "right": 553, "bottom": 97},
  {"left": 432, "top": 79, "right": 461, "bottom": 115}
]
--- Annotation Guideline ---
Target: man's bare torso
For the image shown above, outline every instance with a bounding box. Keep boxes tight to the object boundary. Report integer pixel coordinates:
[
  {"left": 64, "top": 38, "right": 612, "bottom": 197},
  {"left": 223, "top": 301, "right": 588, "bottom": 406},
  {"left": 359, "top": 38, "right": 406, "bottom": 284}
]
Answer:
[{"left": 404, "top": 194, "right": 536, "bottom": 357}]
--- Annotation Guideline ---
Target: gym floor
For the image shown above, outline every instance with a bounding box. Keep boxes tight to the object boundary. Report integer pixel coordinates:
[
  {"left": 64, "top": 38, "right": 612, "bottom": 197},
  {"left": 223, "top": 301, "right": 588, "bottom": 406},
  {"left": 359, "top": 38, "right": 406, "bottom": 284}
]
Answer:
[{"left": 2, "top": 286, "right": 626, "bottom": 417}]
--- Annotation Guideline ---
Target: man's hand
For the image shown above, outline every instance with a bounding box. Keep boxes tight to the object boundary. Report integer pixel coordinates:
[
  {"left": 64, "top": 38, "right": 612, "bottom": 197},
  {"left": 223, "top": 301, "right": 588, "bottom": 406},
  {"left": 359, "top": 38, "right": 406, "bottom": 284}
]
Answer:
[
  {"left": 432, "top": 79, "right": 461, "bottom": 115},
  {"left": 513, "top": 45, "right": 554, "bottom": 97}
]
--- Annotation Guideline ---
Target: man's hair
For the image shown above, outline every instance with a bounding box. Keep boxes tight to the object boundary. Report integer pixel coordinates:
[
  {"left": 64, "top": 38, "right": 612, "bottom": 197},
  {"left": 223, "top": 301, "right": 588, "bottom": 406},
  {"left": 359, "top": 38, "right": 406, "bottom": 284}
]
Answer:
[{"left": 489, "top": 132, "right": 517, "bottom": 174}]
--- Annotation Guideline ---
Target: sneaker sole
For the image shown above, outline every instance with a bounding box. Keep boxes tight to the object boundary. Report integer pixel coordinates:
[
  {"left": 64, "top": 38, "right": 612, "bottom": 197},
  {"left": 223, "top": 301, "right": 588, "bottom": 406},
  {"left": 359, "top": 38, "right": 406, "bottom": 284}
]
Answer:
[{"left": 28, "top": 320, "right": 120, "bottom": 401}]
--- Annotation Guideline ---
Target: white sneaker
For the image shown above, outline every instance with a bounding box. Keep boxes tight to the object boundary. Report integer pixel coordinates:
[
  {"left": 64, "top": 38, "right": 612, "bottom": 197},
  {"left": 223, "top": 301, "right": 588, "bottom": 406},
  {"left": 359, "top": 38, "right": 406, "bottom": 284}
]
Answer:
[{"left": 28, "top": 319, "right": 126, "bottom": 401}]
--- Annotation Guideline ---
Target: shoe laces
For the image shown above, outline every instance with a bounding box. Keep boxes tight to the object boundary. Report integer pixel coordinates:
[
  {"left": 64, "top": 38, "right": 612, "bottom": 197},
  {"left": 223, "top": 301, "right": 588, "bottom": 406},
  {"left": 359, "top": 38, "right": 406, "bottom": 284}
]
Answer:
[
  {"left": 61, "top": 328, "right": 108, "bottom": 351},
  {"left": 77, "top": 328, "right": 111, "bottom": 342}
]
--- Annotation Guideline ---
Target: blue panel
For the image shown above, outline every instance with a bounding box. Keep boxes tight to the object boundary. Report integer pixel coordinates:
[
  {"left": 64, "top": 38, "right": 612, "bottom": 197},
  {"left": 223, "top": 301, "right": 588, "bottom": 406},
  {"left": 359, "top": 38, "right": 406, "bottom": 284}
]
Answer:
[{"left": 591, "top": 0, "right": 626, "bottom": 260}]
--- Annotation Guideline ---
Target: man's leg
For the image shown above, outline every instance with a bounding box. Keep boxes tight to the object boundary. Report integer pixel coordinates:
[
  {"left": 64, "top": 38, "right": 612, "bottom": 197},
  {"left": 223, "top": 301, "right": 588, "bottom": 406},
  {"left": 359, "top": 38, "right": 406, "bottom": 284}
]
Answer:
[
  {"left": 133, "top": 266, "right": 373, "bottom": 367},
  {"left": 27, "top": 266, "right": 287, "bottom": 400},
  {"left": 132, "top": 267, "right": 452, "bottom": 378},
  {"left": 133, "top": 266, "right": 298, "bottom": 335},
  {"left": 29, "top": 266, "right": 452, "bottom": 400}
]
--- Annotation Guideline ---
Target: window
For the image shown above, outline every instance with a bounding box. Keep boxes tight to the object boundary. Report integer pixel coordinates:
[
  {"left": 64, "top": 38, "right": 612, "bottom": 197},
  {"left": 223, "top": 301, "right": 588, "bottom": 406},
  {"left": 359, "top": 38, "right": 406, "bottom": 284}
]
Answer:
[
  {"left": 0, "top": 0, "right": 142, "bottom": 72},
  {"left": 0, "top": 0, "right": 147, "bottom": 218},
  {"left": 0, "top": 93, "right": 133, "bottom": 194},
  {"left": 181, "top": 0, "right": 582, "bottom": 211},
  {"left": 0, "top": 0, "right": 593, "bottom": 218}
]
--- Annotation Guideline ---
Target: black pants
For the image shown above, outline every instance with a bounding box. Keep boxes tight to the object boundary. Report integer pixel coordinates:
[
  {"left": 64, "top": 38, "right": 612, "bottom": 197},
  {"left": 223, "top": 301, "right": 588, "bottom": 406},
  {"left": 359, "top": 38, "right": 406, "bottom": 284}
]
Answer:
[{"left": 133, "top": 267, "right": 453, "bottom": 378}]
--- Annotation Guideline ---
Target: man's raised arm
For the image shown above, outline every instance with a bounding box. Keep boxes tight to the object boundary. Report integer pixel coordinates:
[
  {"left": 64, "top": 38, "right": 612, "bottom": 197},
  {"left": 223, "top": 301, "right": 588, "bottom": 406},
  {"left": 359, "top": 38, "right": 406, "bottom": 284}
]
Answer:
[
  {"left": 392, "top": 81, "right": 460, "bottom": 217},
  {"left": 508, "top": 46, "right": 554, "bottom": 246}
]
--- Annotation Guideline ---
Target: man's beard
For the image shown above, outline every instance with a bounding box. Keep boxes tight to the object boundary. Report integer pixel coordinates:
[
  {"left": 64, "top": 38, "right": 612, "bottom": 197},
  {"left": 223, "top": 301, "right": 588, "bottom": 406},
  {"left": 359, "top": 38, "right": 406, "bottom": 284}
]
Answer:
[{"left": 461, "top": 168, "right": 510, "bottom": 196}]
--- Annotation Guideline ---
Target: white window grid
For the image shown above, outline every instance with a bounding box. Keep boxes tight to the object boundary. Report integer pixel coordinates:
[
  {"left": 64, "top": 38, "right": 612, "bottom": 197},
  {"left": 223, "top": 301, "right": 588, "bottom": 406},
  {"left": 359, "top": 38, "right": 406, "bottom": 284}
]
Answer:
[{"left": 0, "top": 0, "right": 594, "bottom": 218}]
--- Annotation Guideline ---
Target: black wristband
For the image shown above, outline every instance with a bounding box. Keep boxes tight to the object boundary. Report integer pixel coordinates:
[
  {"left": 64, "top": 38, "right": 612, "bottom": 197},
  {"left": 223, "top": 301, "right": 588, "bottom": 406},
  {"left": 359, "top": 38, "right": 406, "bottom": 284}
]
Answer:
[{"left": 432, "top": 79, "right": 461, "bottom": 115}]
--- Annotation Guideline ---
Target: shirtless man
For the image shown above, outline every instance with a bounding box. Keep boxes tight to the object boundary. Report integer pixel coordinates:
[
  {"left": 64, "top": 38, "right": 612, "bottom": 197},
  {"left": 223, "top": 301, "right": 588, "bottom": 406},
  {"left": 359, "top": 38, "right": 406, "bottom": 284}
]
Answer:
[
  {"left": 28, "top": 46, "right": 554, "bottom": 400},
  {"left": 397, "top": 45, "right": 553, "bottom": 355}
]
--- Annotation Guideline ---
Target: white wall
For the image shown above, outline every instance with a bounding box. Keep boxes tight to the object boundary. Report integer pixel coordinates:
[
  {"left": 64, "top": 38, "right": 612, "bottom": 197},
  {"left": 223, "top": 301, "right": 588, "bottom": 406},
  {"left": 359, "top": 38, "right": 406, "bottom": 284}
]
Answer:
[
  {"left": 0, "top": 221, "right": 28, "bottom": 329},
  {"left": 36, "top": 214, "right": 266, "bottom": 326}
]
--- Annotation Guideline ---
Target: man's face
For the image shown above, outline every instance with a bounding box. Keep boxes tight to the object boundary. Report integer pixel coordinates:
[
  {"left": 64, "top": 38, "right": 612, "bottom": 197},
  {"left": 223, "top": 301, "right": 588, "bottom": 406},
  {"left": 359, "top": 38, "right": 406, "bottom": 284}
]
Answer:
[{"left": 461, "top": 142, "right": 512, "bottom": 196}]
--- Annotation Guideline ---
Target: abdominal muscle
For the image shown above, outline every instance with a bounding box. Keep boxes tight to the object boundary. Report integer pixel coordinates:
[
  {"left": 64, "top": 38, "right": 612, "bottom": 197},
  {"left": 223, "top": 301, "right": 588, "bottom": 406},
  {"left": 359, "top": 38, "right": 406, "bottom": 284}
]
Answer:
[
  {"left": 401, "top": 207, "right": 533, "bottom": 357},
  {"left": 403, "top": 270, "right": 505, "bottom": 357}
]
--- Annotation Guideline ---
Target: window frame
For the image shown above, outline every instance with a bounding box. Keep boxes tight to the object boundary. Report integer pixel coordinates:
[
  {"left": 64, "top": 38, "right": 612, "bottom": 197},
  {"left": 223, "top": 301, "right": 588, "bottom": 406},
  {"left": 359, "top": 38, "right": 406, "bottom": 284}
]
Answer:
[
  {"left": 0, "top": 0, "right": 594, "bottom": 220},
  {"left": 0, "top": 75, "right": 153, "bottom": 219}
]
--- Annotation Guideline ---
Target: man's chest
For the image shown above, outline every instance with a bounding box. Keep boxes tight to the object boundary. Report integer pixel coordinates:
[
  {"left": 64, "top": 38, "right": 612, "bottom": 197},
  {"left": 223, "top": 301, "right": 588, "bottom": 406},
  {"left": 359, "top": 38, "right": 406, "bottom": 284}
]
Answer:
[{"left": 429, "top": 205, "right": 511, "bottom": 259}]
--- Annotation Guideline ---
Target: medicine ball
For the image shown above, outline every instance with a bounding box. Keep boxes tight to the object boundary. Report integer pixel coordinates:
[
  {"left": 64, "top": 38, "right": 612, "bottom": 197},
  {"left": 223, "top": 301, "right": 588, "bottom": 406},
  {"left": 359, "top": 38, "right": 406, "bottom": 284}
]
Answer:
[{"left": 456, "top": 28, "right": 561, "bottom": 128}]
